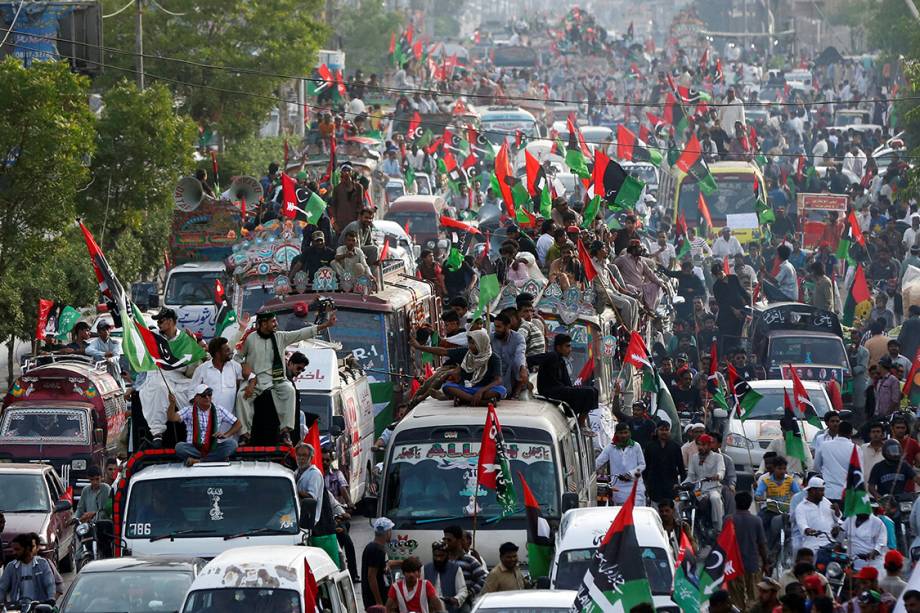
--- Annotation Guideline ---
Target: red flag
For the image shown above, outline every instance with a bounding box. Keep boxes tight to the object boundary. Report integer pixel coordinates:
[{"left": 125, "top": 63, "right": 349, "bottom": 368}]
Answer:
[
  {"left": 717, "top": 517, "right": 745, "bottom": 583},
  {"left": 524, "top": 149, "right": 542, "bottom": 196},
  {"left": 335, "top": 69, "right": 347, "bottom": 98},
  {"left": 675, "top": 211, "right": 688, "bottom": 237},
  {"left": 676, "top": 528, "right": 695, "bottom": 565},
  {"left": 723, "top": 255, "right": 731, "bottom": 276},
  {"left": 209, "top": 150, "right": 219, "bottom": 187},
  {"left": 35, "top": 299, "right": 54, "bottom": 341},
  {"left": 462, "top": 152, "right": 479, "bottom": 170},
  {"left": 826, "top": 379, "right": 843, "bottom": 411},
  {"left": 576, "top": 356, "right": 595, "bottom": 384},
  {"left": 317, "top": 63, "right": 332, "bottom": 84},
  {"left": 851, "top": 263, "right": 872, "bottom": 304},
  {"left": 576, "top": 238, "right": 597, "bottom": 282},
  {"left": 62, "top": 485, "right": 74, "bottom": 504},
  {"left": 280, "top": 173, "right": 298, "bottom": 219},
  {"left": 699, "top": 47, "right": 709, "bottom": 71},
  {"left": 494, "top": 142, "right": 515, "bottom": 217},
  {"left": 388, "top": 32, "right": 396, "bottom": 55},
  {"left": 302, "top": 421, "right": 324, "bottom": 474},
  {"left": 424, "top": 362, "right": 435, "bottom": 379},
  {"left": 477, "top": 403, "right": 503, "bottom": 490},
  {"left": 639, "top": 125, "right": 651, "bottom": 143},
  {"left": 698, "top": 193, "right": 713, "bottom": 229},
  {"left": 847, "top": 210, "right": 866, "bottom": 247},
  {"left": 709, "top": 341, "right": 718, "bottom": 377},
  {"left": 676, "top": 133, "right": 703, "bottom": 174},
  {"left": 624, "top": 332, "right": 651, "bottom": 370},
  {"left": 439, "top": 215, "right": 482, "bottom": 234},
  {"left": 616, "top": 124, "right": 637, "bottom": 161},
  {"left": 214, "top": 279, "right": 226, "bottom": 305},
  {"left": 304, "top": 559, "right": 319, "bottom": 613},
  {"left": 379, "top": 238, "right": 390, "bottom": 262},
  {"left": 412, "top": 40, "right": 423, "bottom": 60},
  {"left": 407, "top": 111, "right": 421, "bottom": 140},
  {"left": 592, "top": 149, "right": 612, "bottom": 201},
  {"left": 787, "top": 365, "right": 816, "bottom": 418},
  {"left": 408, "top": 377, "right": 420, "bottom": 398}
]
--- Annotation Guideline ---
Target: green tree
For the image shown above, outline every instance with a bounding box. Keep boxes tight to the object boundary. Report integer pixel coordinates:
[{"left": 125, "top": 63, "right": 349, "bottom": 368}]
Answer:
[
  {"left": 866, "top": 0, "right": 920, "bottom": 57},
  {"left": 213, "top": 135, "right": 288, "bottom": 184},
  {"left": 335, "top": 0, "right": 403, "bottom": 76},
  {"left": 0, "top": 58, "right": 96, "bottom": 378},
  {"left": 77, "top": 81, "right": 197, "bottom": 283},
  {"left": 99, "top": 0, "right": 327, "bottom": 142}
]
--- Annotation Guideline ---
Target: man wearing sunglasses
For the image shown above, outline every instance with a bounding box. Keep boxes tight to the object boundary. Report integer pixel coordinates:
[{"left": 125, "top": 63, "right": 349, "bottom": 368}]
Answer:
[{"left": 167, "top": 383, "right": 242, "bottom": 465}]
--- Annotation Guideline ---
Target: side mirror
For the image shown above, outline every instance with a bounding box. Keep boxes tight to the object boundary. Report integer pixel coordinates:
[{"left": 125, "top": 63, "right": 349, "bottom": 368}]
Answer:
[
  {"left": 331, "top": 415, "right": 346, "bottom": 437},
  {"left": 561, "top": 492, "right": 578, "bottom": 512},
  {"left": 412, "top": 244, "right": 421, "bottom": 258},
  {"left": 94, "top": 428, "right": 105, "bottom": 445},
  {"left": 535, "top": 576, "right": 551, "bottom": 589},
  {"left": 299, "top": 499, "right": 317, "bottom": 530},
  {"left": 55, "top": 499, "right": 73, "bottom": 513},
  {"left": 712, "top": 408, "right": 728, "bottom": 419}
]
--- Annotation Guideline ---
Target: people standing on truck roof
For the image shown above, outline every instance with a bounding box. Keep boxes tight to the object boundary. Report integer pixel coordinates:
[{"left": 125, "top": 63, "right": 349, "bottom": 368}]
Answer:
[
  {"left": 138, "top": 308, "right": 204, "bottom": 446},
  {"left": 192, "top": 337, "right": 245, "bottom": 422},
  {"left": 167, "top": 384, "right": 241, "bottom": 466},
  {"left": 329, "top": 163, "right": 365, "bottom": 233},
  {"left": 340, "top": 207, "right": 379, "bottom": 263},
  {"left": 235, "top": 311, "right": 336, "bottom": 445}
]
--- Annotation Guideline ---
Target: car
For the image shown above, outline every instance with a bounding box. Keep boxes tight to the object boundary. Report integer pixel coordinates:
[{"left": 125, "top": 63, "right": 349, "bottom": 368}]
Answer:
[
  {"left": 471, "top": 589, "right": 578, "bottom": 612},
  {"left": 833, "top": 109, "right": 870, "bottom": 127},
  {"left": 0, "top": 464, "right": 76, "bottom": 571},
  {"left": 58, "top": 556, "right": 207, "bottom": 613},
  {"left": 715, "top": 379, "right": 833, "bottom": 488},
  {"left": 548, "top": 507, "right": 678, "bottom": 612},
  {"left": 373, "top": 219, "right": 419, "bottom": 275}
]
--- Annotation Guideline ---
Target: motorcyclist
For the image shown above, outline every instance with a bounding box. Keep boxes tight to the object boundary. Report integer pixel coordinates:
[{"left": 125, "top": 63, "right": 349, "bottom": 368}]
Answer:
[
  {"left": 869, "top": 439, "right": 920, "bottom": 500},
  {"left": 792, "top": 477, "right": 840, "bottom": 565},
  {"left": 754, "top": 455, "right": 801, "bottom": 561},
  {"left": 840, "top": 509, "right": 887, "bottom": 572},
  {"left": 682, "top": 433, "right": 725, "bottom": 530}
]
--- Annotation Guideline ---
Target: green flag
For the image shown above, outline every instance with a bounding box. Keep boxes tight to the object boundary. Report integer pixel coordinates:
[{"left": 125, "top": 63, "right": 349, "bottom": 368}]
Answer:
[
  {"left": 511, "top": 181, "right": 530, "bottom": 207},
  {"left": 371, "top": 381, "right": 396, "bottom": 438},
  {"left": 613, "top": 175, "right": 645, "bottom": 209},
  {"left": 756, "top": 199, "right": 775, "bottom": 225},
  {"left": 168, "top": 330, "right": 207, "bottom": 365},
  {"left": 404, "top": 166, "right": 415, "bottom": 188},
  {"left": 304, "top": 192, "right": 327, "bottom": 224},
  {"left": 520, "top": 473, "right": 554, "bottom": 579},
  {"left": 672, "top": 558, "right": 701, "bottom": 613},
  {"left": 476, "top": 274, "right": 500, "bottom": 315},
  {"left": 54, "top": 306, "right": 81, "bottom": 342},
  {"left": 641, "top": 367, "right": 659, "bottom": 393},
  {"left": 214, "top": 307, "right": 238, "bottom": 338},
  {"left": 420, "top": 330, "right": 439, "bottom": 365},
  {"left": 122, "top": 302, "right": 157, "bottom": 373},
  {"left": 565, "top": 148, "right": 590, "bottom": 179},
  {"left": 737, "top": 387, "right": 763, "bottom": 421},
  {"left": 581, "top": 195, "right": 602, "bottom": 228},
  {"left": 711, "top": 388, "right": 731, "bottom": 412},
  {"left": 782, "top": 390, "right": 808, "bottom": 465},
  {"left": 539, "top": 187, "right": 552, "bottom": 218},
  {"left": 445, "top": 247, "right": 463, "bottom": 271}
]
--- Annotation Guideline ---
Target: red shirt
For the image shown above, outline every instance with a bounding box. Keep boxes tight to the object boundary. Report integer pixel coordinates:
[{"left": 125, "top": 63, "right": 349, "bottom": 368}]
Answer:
[
  {"left": 388, "top": 579, "right": 437, "bottom": 613},
  {"left": 900, "top": 436, "right": 920, "bottom": 492}
]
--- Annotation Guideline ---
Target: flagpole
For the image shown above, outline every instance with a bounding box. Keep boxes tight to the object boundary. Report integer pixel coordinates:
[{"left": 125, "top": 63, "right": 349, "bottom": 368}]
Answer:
[{"left": 471, "top": 490, "right": 479, "bottom": 551}]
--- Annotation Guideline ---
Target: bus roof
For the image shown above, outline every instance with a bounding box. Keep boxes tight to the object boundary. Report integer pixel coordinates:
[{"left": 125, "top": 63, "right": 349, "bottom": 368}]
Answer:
[
  {"left": 127, "top": 460, "right": 295, "bottom": 484},
  {"left": 397, "top": 398, "right": 574, "bottom": 436},
  {"left": 262, "top": 273, "right": 432, "bottom": 314},
  {"left": 708, "top": 161, "right": 763, "bottom": 174}
]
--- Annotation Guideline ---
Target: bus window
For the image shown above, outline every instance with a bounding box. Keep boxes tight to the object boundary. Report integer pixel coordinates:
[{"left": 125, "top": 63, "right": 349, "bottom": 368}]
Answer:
[{"left": 678, "top": 174, "right": 759, "bottom": 224}]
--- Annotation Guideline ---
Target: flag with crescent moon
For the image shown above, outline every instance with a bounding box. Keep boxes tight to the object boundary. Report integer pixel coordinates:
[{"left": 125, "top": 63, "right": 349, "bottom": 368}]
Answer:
[{"left": 697, "top": 517, "right": 744, "bottom": 596}]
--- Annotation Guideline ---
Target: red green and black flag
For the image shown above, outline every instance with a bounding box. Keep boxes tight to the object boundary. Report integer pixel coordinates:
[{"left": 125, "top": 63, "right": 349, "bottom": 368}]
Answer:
[
  {"left": 616, "top": 125, "right": 662, "bottom": 166},
  {"left": 79, "top": 220, "right": 125, "bottom": 327},
  {"left": 842, "top": 444, "right": 872, "bottom": 517},
  {"left": 842, "top": 263, "right": 872, "bottom": 326},
  {"left": 519, "top": 472, "right": 553, "bottom": 579},
  {"left": 565, "top": 117, "right": 591, "bottom": 179},
  {"left": 675, "top": 212, "right": 691, "bottom": 259},
  {"left": 781, "top": 389, "right": 808, "bottom": 466},
  {"left": 672, "top": 547, "right": 701, "bottom": 612},
  {"left": 836, "top": 210, "right": 864, "bottom": 263},
  {"left": 572, "top": 480, "right": 654, "bottom": 612},
  {"left": 592, "top": 149, "right": 644, "bottom": 210},
  {"left": 524, "top": 149, "right": 552, "bottom": 218},
  {"left": 697, "top": 517, "right": 744, "bottom": 597},
  {"left": 494, "top": 142, "right": 516, "bottom": 218},
  {"left": 214, "top": 278, "right": 238, "bottom": 338},
  {"left": 675, "top": 134, "right": 718, "bottom": 195},
  {"left": 664, "top": 92, "right": 688, "bottom": 137},
  {"left": 476, "top": 403, "right": 516, "bottom": 516}
]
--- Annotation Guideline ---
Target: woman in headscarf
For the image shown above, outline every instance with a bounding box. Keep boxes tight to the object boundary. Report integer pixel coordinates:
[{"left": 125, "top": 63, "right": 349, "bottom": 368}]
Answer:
[
  {"left": 441, "top": 329, "right": 506, "bottom": 406},
  {"left": 505, "top": 251, "right": 547, "bottom": 289}
]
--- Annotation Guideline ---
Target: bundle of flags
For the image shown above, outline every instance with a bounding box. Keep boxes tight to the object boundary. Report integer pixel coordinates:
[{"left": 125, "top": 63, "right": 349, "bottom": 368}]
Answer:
[
  {"left": 673, "top": 518, "right": 744, "bottom": 611},
  {"left": 388, "top": 24, "right": 415, "bottom": 67}
]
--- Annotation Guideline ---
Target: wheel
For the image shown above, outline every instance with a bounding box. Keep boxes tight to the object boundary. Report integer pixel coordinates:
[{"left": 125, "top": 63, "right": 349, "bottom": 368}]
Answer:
[{"left": 58, "top": 539, "right": 75, "bottom": 573}]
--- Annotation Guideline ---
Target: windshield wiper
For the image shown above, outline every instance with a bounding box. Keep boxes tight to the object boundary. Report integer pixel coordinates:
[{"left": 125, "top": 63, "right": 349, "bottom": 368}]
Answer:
[
  {"left": 3, "top": 508, "right": 51, "bottom": 513},
  {"left": 149, "top": 529, "right": 216, "bottom": 542},
  {"left": 223, "top": 527, "right": 294, "bottom": 541}
]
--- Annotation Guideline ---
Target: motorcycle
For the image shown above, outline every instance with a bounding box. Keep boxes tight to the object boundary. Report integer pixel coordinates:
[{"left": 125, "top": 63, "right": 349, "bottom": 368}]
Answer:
[
  {"left": 1, "top": 600, "right": 55, "bottom": 613},
  {"left": 815, "top": 536, "right": 851, "bottom": 601},
  {"left": 678, "top": 481, "right": 716, "bottom": 544},
  {"left": 75, "top": 518, "right": 113, "bottom": 568},
  {"left": 762, "top": 498, "right": 793, "bottom": 573}
]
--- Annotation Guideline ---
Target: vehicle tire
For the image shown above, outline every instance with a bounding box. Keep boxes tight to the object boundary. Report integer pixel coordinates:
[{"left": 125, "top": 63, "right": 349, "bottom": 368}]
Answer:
[{"left": 58, "top": 539, "right": 75, "bottom": 573}]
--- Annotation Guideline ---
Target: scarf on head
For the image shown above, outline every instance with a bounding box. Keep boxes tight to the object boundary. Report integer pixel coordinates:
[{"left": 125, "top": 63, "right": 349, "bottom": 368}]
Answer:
[
  {"left": 258, "top": 329, "right": 286, "bottom": 383},
  {"left": 192, "top": 403, "right": 217, "bottom": 455},
  {"left": 460, "top": 329, "right": 492, "bottom": 386}
]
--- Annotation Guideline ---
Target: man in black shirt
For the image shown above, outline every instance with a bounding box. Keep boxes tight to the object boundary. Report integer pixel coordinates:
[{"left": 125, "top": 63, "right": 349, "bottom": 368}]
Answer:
[
  {"left": 291, "top": 231, "right": 336, "bottom": 281},
  {"left": 869, "top": 439, "right": 919, "bottom": 500},
  {"left": 505, "top": 224, "right": 537, "bottom": 257},
  {"left": 612, "top": 399, "right": 658, "bottom": 448},
  {"left": 643, "top": 421, "right": 685, "bottom": 503},
  {"left": 662, "top": 259, "right": 705, "bottom": 323},
  {"left": 537, "top": 334, "right": 598, "bottom": 426},
  {"left": 362, "top": 517, "right": 399, "bottom": 609},
  {"left": 711, "top": 263, "right": 750, "bottom": 355},
  {"left": 669, "top": 367, "right": 702, "bottom": 414}
]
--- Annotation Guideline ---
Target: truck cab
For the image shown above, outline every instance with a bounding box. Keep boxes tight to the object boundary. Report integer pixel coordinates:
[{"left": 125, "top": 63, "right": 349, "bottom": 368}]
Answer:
[
  {"left": 163, "top": 261, "right": 229, "bottom": 339},
  {"left": 1, "top": 356, "right": 127, "bottom": 493},
  {"left": 114, "top": 449, "right": 307, "bottom": 559}
]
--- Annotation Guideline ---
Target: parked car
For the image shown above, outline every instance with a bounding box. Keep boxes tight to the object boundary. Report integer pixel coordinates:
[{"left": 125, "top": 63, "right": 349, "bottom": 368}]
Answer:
[
  {"left": 0, "top": 464, "right": 76, "bottom": 571},
  {"left": 59, "top": 557, "right": 206, "bottom": 613}
]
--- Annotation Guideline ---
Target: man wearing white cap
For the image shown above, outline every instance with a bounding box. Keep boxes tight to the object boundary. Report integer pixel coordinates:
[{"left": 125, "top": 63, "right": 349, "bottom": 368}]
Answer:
[
  {"left": 363, "top": 517, "right": 400, "bottom": 610},
  {"left": 793, "top": 477, "right": 839, "bottom": 555},
  {"left": 167, "top": 384, "right": 241, "bottom": 465}
]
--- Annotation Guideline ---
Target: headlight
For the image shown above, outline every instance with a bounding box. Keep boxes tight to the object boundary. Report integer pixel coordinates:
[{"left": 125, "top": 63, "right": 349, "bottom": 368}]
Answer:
[
  {"left": 76, "top": 523, "right": 90, "bottom": 536},
  {"left": 826, "top": 561, "right": 843, "bottom": 579},
  {"left": 725, "top": 433, "right": 755, "bottom": 450},
  {"left": 72, "top": 459, "right": 87, "bottom": 471}
]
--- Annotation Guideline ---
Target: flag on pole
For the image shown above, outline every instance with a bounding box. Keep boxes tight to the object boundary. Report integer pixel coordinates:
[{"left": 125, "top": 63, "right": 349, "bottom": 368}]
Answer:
[
  {"left": 624, "top": 332, "right": 652, "bottom": 370},
  {"left": 477, "top": 403, "right": 516, "bottom": 517},
  {"left": 697, "top": 517, "right": 744, "bottom": 596},
  {"left": 577, "top": 238, "right": 598, "bottom": 282},
  {"left": 120, "top": 296, "right": 158, "bottom": 373},
  {"left": 782, "top": 390, "right": 808, "bottom": 466},
  {"left": 303, "top": 420, "right": 324, "bottom": 473},
  {"left": 214, "top": 279, "right": 238, "bottom": 338},
  {"left": 78, "top": 220, "right": 125, "bottom": 326},
  {"left": 842, "top": 445, "right": 871, "bottom": 517},
  {"left": 788, "top": 366, "right": 821, "bottom": 427},
  {"left": 842, "top": 263, "right": 872, "bottom": 326},
  {"left": 519, "top": 472, "right": 553, "bottom": 579},
  {"left": 494, "top": 142, "right": 516, "bottom": 217},
  {"left": 35, "top": 299, "right": 54, "bottom": 341},
  {"left": 572, "top": 480, "right": 654, "bottom": 612},
  {"left": 675, "top": 134, "right": 718, "bottom": 195},
  {"left": 698, "top": 193, "right": 713, "bottom": 235}
]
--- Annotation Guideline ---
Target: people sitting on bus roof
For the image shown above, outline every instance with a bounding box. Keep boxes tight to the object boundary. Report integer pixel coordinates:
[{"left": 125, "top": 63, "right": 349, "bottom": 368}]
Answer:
[
  {"left": 331, "top": 230, "right": 374, "bottom": 283},
  {"left": 167, "top": 384, "right": 241, "bottom": 466},
  {"left": 537, "top": 333, "right": 597, "bottom": 429},
  {"left": 290, "top": 231, "right": 336, "bottom": 281},
  {"left": 440, "top": 329, "right": 507, "bottom": 406}
]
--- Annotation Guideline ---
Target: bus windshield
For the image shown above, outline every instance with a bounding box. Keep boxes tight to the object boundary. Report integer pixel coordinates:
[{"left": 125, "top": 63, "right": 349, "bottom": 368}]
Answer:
[
  {"left": 166, "top": 271, "right": 226, "bottom": 306},
  {"left": 383, "top": 438, "right": 557, "bottom": 524},
  {"left": 124, "top": 476, "right": 299, "bottom": 539},
  {"left": 678, "top": 173, "right": 759, "bottom": 224},
  {"left": 767, "top": 336, "right": 848, "bottom": 369},
  {"left": 277, "top": 309, "right": 390, "bottom": 374}
]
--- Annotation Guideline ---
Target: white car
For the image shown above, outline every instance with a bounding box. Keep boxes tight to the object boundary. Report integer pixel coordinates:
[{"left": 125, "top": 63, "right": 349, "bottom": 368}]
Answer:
[
  {"left": 472, "top": 590, "right": 578, "bottom": 612},
  {"left": 549, "top": 507, "right": 679, "bottom": 611},
  {"left": 373, "top": 219, "right": 418, "bottom": 275},
  {"left": 715, "top": 379, "right": 832, "bottom": 484}
]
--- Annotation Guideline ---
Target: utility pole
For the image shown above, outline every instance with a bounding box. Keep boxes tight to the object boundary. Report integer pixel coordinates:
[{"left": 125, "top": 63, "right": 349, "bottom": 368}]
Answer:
[{"left": 135, "top": 0, "right": 144, "bottom": 90}]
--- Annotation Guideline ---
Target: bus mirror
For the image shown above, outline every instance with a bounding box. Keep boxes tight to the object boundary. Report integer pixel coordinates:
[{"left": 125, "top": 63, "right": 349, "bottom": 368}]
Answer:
[
  {"left": 561, "top": 493, "right": 578, "bottom": 512},
  {"left": 299, "top": 499, "right": 317, "bottom": 530}
]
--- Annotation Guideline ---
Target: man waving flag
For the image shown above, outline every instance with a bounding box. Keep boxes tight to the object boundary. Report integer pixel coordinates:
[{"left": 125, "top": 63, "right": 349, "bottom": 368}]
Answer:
[{"left": 572, "top": 480, "right": 654, "bottom": 612}]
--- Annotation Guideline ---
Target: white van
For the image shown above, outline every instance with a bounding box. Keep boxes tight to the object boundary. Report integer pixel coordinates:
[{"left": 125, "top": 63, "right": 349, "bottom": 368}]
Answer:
[
  {"left": 116, "top": 459, "right": 308, "bottom": 559},
  {"left": 377, "top": 398, "right": 596, "bottom": 566},
  {"left": 181, "top": 546, "right": 358, "bottom": 613},
  {"left": 163, "top": 261, "right": 228, "bottom": 339},
  {"left": 549, "top": 507, "right": 679, "bottom": 612}
]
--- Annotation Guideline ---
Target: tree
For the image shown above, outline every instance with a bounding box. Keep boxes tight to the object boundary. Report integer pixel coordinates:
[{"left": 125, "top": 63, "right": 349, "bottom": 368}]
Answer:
[
  {"left": 77, "top": 81, "right": 197, "bottom": 283},
  {"left": 866, "top": 0, "right": 920, "bottom": 58},
  {"left": 335, "top": 0, "right": 403, "bottom": 76},
  {"left": 99, "top": 0, "right": 327, "bottom": 142},
  {"left": 0, "top": 58, "right": 97, "bottom": 377}
]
